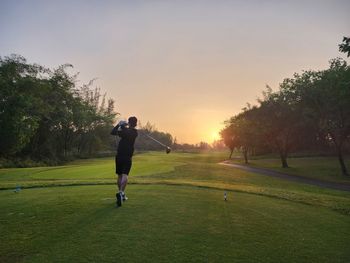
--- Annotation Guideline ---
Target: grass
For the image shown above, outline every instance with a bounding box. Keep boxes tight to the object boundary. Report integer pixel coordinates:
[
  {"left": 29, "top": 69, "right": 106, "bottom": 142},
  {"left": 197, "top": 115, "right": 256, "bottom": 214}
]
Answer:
[
  {"left": 1, "top": 151, "right": 350, "bottom": 262},
  {"left": 228, "top": 155, "right": 350, "bottom": 184}
]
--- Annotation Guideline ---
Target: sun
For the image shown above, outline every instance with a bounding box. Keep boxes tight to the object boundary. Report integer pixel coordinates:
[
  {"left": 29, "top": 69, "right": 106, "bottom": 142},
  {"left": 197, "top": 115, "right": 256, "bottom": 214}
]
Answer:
[{"left": 211, "top": 130, "right": 220, "bottom": 142}]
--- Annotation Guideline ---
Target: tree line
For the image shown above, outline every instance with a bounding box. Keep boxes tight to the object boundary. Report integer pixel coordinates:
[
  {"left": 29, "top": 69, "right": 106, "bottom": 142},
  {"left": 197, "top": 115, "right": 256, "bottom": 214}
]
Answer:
[
  {"left": 0, "top": 54, "right": 117, "bottom": 166},
  {"left": 0, "top": 54, "right": 180, "bottom": 167},
  {"left": 221, "top": 38, "right": 350, "bottom": 175}
]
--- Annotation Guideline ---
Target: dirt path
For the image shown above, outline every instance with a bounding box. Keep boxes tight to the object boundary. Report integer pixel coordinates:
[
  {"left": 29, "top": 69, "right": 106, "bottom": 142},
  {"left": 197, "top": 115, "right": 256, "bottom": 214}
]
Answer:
[{"left": 219, "top": 161, "right": 350, "bottom": 192}]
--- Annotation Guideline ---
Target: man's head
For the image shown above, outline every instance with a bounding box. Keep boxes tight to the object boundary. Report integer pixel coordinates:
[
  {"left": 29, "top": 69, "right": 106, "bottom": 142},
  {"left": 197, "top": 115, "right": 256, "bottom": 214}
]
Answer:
[{"left": 128, "top": 116, "right": 137, "bottom": 128}]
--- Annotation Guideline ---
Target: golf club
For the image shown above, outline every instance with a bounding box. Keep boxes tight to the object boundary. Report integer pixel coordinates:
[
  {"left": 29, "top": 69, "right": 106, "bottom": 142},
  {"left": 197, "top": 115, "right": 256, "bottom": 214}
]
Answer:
[{"left": 143, "top": 133, "right": 171, "bottom": 154}]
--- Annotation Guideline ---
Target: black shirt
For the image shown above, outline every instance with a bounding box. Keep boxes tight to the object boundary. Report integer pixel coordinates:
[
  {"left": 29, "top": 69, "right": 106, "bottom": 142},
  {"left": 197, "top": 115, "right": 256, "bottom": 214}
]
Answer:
[{"left": 111, "top": 125, "right": 138, "bottom": 158}]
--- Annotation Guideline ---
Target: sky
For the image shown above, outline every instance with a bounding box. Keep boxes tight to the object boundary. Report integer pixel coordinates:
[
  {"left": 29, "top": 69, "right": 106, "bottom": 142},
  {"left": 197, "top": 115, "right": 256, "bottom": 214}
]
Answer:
[{"left": 1, "top": 0, "right": 349, "bottom": 143}]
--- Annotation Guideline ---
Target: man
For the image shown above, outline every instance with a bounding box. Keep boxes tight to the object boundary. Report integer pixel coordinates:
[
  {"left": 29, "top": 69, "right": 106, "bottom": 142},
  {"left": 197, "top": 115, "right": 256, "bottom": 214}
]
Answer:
[{"left": 111, "top": 116, "right": 138, "bottom": 207}]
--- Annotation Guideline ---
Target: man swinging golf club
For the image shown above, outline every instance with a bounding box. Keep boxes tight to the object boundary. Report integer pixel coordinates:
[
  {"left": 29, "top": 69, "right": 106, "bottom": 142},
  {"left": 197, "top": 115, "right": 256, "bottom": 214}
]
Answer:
[{"left": 111, "top": 116, "right": 138, "bottom": 207}]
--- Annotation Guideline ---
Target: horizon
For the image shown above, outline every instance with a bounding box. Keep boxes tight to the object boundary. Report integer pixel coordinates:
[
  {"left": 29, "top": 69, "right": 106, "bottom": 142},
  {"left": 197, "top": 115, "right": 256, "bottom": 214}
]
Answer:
[{"left": 1, "top": 0, "right": 349, "bottom": 143}]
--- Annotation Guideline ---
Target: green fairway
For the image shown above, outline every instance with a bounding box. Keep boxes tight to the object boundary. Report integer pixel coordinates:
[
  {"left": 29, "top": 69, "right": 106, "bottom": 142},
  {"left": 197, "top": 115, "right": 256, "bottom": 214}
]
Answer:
[
  {"left": 1, "top": 152, "right": 350, "bottom": 262},
  {"left": 228, "top": 156, "right": 350, "bottom": 184}
]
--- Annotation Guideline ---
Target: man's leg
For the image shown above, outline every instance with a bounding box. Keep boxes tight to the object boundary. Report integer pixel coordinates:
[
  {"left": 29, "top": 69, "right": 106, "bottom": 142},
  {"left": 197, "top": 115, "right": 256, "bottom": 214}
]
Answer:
[
  {"left": 119, "top": 174, "right": 128, "bottom": 201},
  {"left": 120, "top": 174, "right": 128, "bottom": 192},
  {"left": 117, "top": 158, "right": 132, "bottom": 204},
  {"left": 115, "top": 156, "right": 122, "bottom": 191},
  {"left": 116, "top": 174, "right": 123, "bottom": 207},
  {"left": 116, "top": 156, "right": 124, "bottom": 207},
  {"left": 120, "top": 158, "right": 132, "bottom": 200},
  {"left": 117, "top": 174, "right": 122, "bottom": 191}
]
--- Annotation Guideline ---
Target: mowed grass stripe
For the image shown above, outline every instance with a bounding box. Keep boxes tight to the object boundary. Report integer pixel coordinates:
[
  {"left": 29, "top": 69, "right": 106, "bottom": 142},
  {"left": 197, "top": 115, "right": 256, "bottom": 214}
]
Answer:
[
  {"left": 0, "top": 185, "right": 349, "bottom": 263},
  {"left": 228, "top": 156, "right": 350, "bottom": 184},
  {"left": 1, "top": 152, "right": 350, "bottom": 215}
]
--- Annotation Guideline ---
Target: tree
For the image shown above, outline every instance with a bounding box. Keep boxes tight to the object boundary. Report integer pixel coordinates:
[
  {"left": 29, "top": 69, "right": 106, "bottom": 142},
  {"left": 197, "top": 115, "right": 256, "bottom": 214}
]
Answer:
[
  {"left": 297, "top": 59, "right": 350, "bottom": 175},
  {"left": 0, "top": 54, "right": 118, "bottom": 164},
  {"left": 253, "top": 85, "right": 305, "bottom": 168},
  {"left": 222, "top": 41, "right": 350, "bottom": 173},
  {"left": 339, "top": 36, "right": 350, "bottom": 57},
  {"left": 211, "top": 139, "right": 225, "bottom": 150},
  {"left": 223, "top": 108, "right": 259, "bottom": 164},
  {"left": 0, "top": 55, "right": 47, "bottom": 156},
  {"left": 220, "top": 125, "right": 236, "bottom": 159},
  {"left": 198, "top": 141, "right": 211, "bottom": 150}
]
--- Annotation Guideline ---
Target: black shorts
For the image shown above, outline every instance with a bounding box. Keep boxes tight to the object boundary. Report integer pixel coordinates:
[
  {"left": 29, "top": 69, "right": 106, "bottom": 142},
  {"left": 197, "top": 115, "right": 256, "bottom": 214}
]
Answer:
[{"left": 115, "top": 156, "right": 132, "bottom": 175}]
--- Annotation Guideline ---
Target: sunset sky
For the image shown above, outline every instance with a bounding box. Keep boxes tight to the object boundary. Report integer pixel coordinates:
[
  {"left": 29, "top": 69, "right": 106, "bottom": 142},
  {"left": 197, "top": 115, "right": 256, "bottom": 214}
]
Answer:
[{"left": 1, "top": 0, "right": 349, "bottom": 143}]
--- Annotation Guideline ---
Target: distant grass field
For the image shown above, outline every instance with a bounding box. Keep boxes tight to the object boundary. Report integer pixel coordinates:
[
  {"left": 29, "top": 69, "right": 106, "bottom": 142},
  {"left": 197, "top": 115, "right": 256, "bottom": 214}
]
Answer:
[
  {"left": 1, "top": 152, "right": 350, "bottom": 262},
  {"left": 228, "top": 156, "right": 350, "bottom": 184}
]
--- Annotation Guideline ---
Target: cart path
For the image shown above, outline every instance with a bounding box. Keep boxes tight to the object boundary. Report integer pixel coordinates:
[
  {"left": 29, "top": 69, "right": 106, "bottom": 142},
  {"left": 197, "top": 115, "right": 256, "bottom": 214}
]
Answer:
[{"left": 219, "top": 161, "right": 350, "bottom": 192}]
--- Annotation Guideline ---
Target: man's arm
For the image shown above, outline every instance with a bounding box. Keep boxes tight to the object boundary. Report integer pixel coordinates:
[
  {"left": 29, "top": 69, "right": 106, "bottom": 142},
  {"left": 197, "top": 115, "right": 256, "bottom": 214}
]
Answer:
[
  {"left": 111, "top": 121, "right": 128, "bottom": 136},
  {"left": 111, "top": 125, "right": 119, "bottom": 135},
  {"left": 117, "top": 126, "right": 128, "bottom": 138}
]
